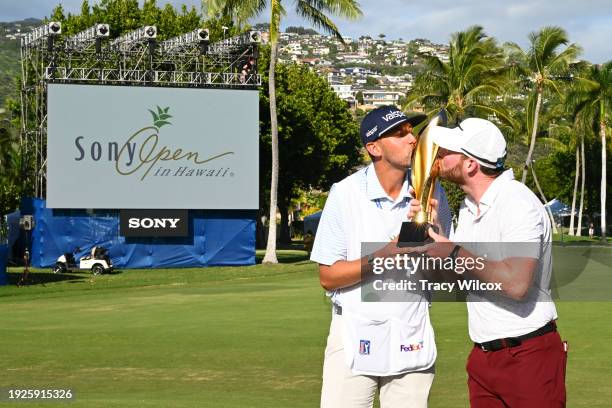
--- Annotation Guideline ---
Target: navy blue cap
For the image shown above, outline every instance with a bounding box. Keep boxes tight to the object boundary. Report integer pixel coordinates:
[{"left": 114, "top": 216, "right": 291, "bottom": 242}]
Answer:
[{"left": 360, "top": 106, "right": 427, "bottom": 145}]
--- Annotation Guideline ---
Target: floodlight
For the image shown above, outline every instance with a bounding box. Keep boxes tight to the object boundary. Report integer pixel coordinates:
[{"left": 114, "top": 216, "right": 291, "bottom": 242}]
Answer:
[
  {"left": 145, "top": 26, "right": 157, "bottom": 39},
  {"left": 22, "top": 22, "right": 62, "bottom": 47},
  {"left": 198, "top": 29, "right": 209, "bottom": 41},
  {"left": 96, "top": 24, "right": 110, "bottom": 37},
  {"left": 249, "top": 31, "right": 261, "bottom": 43},
  {"left": 49, "top": 22, "right": 62, "bottom": 34},
  {"left": 160, "top": 28, "right": 210, "bottom": 53},
  {"left": 111, "top": 26, "right": 158, "bottom": 51},
  {"left": 207, "top": 31, "right": 261, "bottom": 55}
]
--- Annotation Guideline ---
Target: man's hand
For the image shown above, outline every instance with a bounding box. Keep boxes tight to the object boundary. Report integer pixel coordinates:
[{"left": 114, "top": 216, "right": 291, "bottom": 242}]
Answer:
[
  {"left": 407, "top": 187, "right": 442, "bottom": 233},
  {"left": 407, "top": 187, "right": 421, "bottom": 220},
  {"left": 407, "top": 227, "right": 454, "bottom": 259}
]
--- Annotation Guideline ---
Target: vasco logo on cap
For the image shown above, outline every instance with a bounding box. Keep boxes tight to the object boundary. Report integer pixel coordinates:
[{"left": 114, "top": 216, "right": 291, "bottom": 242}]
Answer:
[{"left": 382, "top": 110, "right": 406, "bottom": 122}]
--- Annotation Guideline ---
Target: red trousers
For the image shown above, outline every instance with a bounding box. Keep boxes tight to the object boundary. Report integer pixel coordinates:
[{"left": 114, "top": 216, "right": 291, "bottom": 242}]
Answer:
[{"left": 467, "top": 331, "right": 567, "bottom": 408}]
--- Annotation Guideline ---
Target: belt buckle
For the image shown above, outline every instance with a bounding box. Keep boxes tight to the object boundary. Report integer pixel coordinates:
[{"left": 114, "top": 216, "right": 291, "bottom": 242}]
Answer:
[{"left": 480, "top": 344, "right": 489, "bottom": 352}]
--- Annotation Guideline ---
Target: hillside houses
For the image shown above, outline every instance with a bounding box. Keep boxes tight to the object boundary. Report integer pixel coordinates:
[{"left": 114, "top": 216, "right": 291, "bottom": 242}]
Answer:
[{"left": 276, "top": 30, "right": 448, "bottom": 110}]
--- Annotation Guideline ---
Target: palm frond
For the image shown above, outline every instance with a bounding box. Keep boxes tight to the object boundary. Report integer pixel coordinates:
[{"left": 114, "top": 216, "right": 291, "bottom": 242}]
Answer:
[
  {"left": 299, "top": 0, "right": 361, "bottom": 20},
  {"left": 295, "top": 0, "right": 341, "bottom": 40}
]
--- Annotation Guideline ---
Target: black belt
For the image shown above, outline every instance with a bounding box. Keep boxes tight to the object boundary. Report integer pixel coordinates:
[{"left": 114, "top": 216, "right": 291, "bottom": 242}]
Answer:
[{"left": 474, "top": 321, "right": 557, "bottom": 352}]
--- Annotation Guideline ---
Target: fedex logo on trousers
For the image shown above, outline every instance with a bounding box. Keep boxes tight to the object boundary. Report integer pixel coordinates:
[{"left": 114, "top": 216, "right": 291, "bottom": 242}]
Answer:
[{"left": 400, "top": 341, "right": 424, "bottom": 352}]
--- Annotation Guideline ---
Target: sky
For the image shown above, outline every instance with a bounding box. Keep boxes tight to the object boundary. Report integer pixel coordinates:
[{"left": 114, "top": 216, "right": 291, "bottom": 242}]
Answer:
[{"left": 1, "top": 0, "right": 611, "bottom": 62}]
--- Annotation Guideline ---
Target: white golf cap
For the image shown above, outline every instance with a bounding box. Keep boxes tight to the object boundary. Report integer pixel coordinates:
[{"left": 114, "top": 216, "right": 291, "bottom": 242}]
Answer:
[{"left": 430, "top": 118, "right": 507, "bottom": 169}]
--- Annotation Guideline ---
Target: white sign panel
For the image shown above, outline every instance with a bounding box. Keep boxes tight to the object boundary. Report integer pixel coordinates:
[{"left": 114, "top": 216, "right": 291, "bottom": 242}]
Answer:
[{"left": 47, "top": 84, "right": 259, "bottom": 209}]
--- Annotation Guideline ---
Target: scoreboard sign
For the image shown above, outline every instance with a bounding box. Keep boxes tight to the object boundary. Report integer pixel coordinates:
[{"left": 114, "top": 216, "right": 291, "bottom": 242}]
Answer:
[{"left": 47, "top": 84, "right": 259, "bottom": 209}]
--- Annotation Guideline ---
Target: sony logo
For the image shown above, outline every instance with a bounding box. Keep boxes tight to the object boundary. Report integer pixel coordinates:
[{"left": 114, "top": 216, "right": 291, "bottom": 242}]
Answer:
[{"left": 128, "top": 218, "right": 180, "bottom": 229}]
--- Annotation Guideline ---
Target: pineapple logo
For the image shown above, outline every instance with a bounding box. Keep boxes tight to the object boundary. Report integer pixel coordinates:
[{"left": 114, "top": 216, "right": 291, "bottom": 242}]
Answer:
[
  {"left": 115, "top": 106, "right": 234, "bottom": 181},
  {"left": 148, "top": 105, "right": 172, "bottom": 129}
]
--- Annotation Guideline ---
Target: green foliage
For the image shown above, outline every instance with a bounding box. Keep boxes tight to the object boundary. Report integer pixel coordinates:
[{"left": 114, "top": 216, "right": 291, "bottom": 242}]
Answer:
[
  {"left": 285, "top": 26, "right": 319, "bottom": 35},
  {"left": 355, "top": 91, "right": 364, "bottom": 105},
  {"left": 365, "top": 76, "right": 379, "bottom": 87},
  {"left": 299, "top": 190, "right": 329, "bottom": 216},
  {"left": 45, "top": 0, "right": 204, "bottom": 40},
  {"left": 0, "top": 109, "right": 20, "bottom": 215},
  {"left": 406, "top": 26, "right": 512, "bottom": 126},
  {"left": 258, "top": 47, "right": 362, "bottom": 209},
  {"left": 0, "top": 179, "right": 20, "bottom": 215},
  {"left": 439, "top": 179, "right": 463, "bottom": 218},
  {"left": 0, "top": 33, "right": 22, "bottom": 107},
  {"left": 206, "top": 0, "right": 362, "bottom": 43}
]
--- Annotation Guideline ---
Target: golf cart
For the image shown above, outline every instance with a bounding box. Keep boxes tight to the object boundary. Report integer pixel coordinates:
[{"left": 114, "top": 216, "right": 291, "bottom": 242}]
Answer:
[{"left": 53, "top": 246, "right": 113, "bottom": 275}]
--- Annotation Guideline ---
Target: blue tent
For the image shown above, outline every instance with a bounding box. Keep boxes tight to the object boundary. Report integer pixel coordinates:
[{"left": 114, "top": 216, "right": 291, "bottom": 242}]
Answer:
[
  {"left": 303, "top": 211, "right": 322, "bottom": 236},
  {"left": 0, "top": 244, "right": 7, "bottom": 285},
  {"left": 14, "top": 198, "right": 256, "bottom": 269}
]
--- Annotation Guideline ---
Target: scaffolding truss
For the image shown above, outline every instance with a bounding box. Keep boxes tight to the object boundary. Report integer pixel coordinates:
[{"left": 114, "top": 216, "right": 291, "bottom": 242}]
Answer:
[{"left": 20, "top": 23, "right": 262, "bottom": 198}]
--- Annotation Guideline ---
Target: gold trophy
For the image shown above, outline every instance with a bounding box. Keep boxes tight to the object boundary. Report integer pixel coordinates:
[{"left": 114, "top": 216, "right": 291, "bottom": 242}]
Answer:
[{"left": 398, "top": 115, "right": 441, "bottom": 246}]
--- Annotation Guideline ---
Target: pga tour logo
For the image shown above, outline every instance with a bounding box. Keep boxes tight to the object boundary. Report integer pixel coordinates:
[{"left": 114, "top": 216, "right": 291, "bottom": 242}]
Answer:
[{"left": 359, "top": 340, "right": 371, "bottom": 355}]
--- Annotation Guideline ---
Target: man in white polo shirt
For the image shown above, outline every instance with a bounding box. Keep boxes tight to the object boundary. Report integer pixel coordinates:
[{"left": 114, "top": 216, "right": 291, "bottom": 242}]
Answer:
[
  {"left": 422, "top": 118, "right": 566, "bottom": 407},
  {"left": 311, "top": 106, "right": 453, "bottom": 408}
]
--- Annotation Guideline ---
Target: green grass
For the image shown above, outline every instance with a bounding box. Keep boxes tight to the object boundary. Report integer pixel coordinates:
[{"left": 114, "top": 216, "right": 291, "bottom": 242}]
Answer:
[
  {"left": 1, "top": 248, "right": 611, "bottom": 407},
  {"left": 553, "top": 233, "right": 612, "bottom": 243}
]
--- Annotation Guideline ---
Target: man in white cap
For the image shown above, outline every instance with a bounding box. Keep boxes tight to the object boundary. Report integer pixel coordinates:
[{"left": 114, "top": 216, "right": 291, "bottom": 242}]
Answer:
[
  {"left": 421, "top": 118, "right": 566, "bottom": 407},
  {"left": 311, "top": 106, "right": 453, "bottom": 408}
]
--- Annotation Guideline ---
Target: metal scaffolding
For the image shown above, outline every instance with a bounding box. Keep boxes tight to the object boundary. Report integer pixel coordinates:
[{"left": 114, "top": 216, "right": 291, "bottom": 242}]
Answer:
[{"left": 20, "top": 23, "right": 262, "bottom": 198}]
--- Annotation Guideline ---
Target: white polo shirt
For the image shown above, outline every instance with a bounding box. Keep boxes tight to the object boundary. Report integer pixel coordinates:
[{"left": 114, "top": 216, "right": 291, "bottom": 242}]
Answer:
[
  {"left": 311, "top": 163, "right": 452, "bottom": 267},
  {"left": 451, "top": 169, "right": 558, "bottom": 343},
  {"left": 310, "top": 163, "right": 453, "bottom": 376}
]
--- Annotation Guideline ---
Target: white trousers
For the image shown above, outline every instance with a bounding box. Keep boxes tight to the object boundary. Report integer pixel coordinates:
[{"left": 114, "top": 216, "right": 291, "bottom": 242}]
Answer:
[{"left": 321, "top": 315, "right": 435, "bottom": 408}]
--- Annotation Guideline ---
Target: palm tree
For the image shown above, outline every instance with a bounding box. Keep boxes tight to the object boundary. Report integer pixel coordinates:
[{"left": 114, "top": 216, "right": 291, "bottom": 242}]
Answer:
[
  {"left": 205, "top": 0, "right": 361, "bottom": 263},
  {"left": 505, "top": 26, "right": 581, "bottom": 184},
  {"left": 567, "top": 134, "right": 581, "bottom": 236},
  {"left": 567, "top": 61, "right": 612, "bottom": 240},
  {"left": 406, "top": 26, "right": 513, "bottom": 126}
]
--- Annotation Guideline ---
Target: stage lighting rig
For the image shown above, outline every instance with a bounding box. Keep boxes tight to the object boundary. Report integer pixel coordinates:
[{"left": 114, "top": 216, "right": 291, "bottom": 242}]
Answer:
[
  {"left": 207, "top": 30, "right": 261, "bottom": 54},
  {"left": 65, "top": 24, "right": 110, "bottom": 51},
  {"left": 160, "top": 28, "right": 209, "bottom": 54},
  {"left": 22, "top": 22, "right": 62, "bottom": 48},
  {"left": 111, "top": 26, "right": 157, "bottom": 51}
]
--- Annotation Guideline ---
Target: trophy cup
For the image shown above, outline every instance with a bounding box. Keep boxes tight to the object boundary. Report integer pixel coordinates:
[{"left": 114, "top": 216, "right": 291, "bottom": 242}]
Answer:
[{"left": 397, "top": 115, "right": 442, "bottom": 247}]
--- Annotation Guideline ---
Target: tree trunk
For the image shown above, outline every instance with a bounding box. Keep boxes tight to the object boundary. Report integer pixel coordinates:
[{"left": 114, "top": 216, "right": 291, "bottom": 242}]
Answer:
[
  {"left": 601, "top": 119, "right": 607, "bottom": 240},
  {"left": 531, "top": 165, "right": 558, "bottom": 234},
  {"left": 577, "top": 134, "right": 586, "bottom": 236},
  {"left": 521, "top": 90, "right": 543, "bottom": 184},
  {"left": 568, "top": 145, "right": 580, "bottom": 235},
  {"left": 262, "top": 39, "right": 279, "bottom": 264},
  {"left": 278, "top": 198, "right": 291, "bottom": 244}
]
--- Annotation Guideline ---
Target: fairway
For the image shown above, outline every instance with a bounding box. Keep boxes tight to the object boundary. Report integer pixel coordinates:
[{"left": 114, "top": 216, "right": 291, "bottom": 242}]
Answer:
[{"left": 1, "top": 250, "right": 611, "bottom": 407}]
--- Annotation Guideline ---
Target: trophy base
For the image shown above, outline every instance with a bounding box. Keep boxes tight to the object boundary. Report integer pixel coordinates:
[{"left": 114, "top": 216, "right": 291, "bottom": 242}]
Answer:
[{"left": 397, "top": 221, "right": 438, "bottom": 247}]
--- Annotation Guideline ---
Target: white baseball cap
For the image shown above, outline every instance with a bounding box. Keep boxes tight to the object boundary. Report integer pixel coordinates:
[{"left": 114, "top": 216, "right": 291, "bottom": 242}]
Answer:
[{"left": 430, "top": 118, "right": 507, "bottom": 169}]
